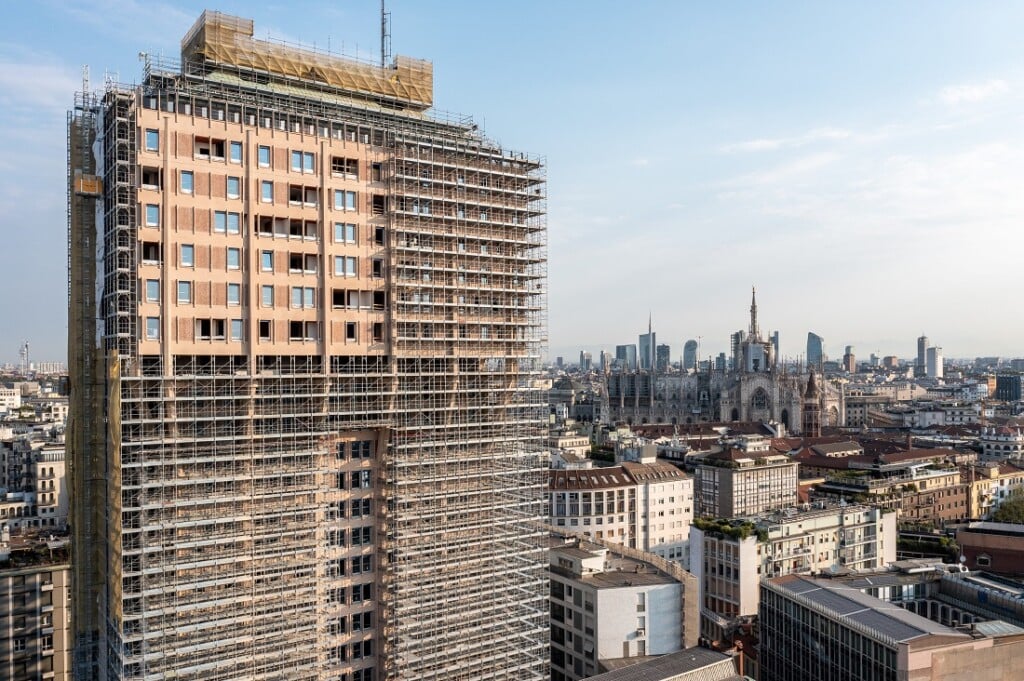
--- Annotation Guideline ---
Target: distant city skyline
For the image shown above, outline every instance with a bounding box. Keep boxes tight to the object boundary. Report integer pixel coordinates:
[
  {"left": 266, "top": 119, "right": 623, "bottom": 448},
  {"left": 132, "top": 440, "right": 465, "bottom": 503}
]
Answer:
[{"left": 6, "top": 2, "right": 1024, "bottom": 361}]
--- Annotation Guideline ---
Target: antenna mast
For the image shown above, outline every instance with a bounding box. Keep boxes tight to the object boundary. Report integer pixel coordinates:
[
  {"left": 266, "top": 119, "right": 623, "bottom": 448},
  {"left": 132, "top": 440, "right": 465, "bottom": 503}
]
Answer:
[{"left": 380, "top": 0, "right": 392, "bottom": 68}]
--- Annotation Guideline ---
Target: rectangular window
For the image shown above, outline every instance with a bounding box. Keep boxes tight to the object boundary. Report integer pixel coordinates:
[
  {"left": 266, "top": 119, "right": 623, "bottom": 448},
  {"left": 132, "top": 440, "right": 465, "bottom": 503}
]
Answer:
[
  {"left": 291, "top": 286, "right": 303, "bottom": 309},
  {"left": 214, "top": 211, "right": 227, "bottom": 233},
  {"left": 227, "top": 176, "right": 240, "bottom": 199},
  {"left": 260, "top": 251, "right": 273, "bottom": 272},
  {"left": 181, "top": 171, "right": 194, "bottom": 194},
  {"left": 332, "top": 156, "right": 359, "bottom": 178},
  {"left": 145, "top": 279, "right": 159, "bottom": 302},
  {"left": 346, "top": 321, "right": 358, "bottom": 342},
  {"left": 261, "top": 285, "right": 274, "bottom": 308},
  {"left": 177, "top": 281, "right": 192, "bottom": 304},
  {"left": 334, "top": 223, "right": 357, "bottom": 244},
  {"left": 334, "top": 190, "right": 357, "bottom": 211},
  {"left": 227, "top": 283, "right": 241, "bottom": 306},
  {"left": 145, "top": 129, "right": 159, "bottom": 151},
  {"left": 293, "top": 151, "right": 314, "bottom": 173},
  {"left": 304, "top": 287, "right": 315, "bottom": 308},
  {"left": 141, "top": 242, "right": 161, "bottom": 264},
  {"left": 261, "top": 180, "right": 273, "bottom": 203},
  {"left": 258, "top": 320, "right": 272, "bottom": 341},
  {"left": 145, "top": 204, "right": 159, "bottom": 227},
  {"left": 258, "top": 145, "right": 270, "bottom": 167},
  {"left": 230, "top": 319, "right": 243, "bottom": 341},
  {"left": 227, "top": 248, "right": 241, "bottom": 270},
  {"left": 335, "top": 256, "right": 357, "bottom": 277},
  {"left": 145, "top": 317, "right": 159, "bottom": 340},
  {"left": 229, "top": 141, "right": 243, "bottom": 163},
  {"left": 181, "top": 244, "right": 194, "bottom": 267},
  {"left": 227, "top": 212, "right": 240, "bottom": 234}
]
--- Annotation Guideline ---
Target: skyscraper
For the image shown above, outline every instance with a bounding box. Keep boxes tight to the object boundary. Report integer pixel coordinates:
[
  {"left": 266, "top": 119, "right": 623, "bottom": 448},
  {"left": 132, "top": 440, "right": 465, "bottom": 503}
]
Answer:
[
  {"left": 615, "top": 344, "right": 638, "bottom": 371},
  {"left": 68, "top": 12, "right": 548, "bottom": 681},
  {"left": 806, "top": 332, "right": 825, "bottom": 370},
  {"left": 927, "top": 346, "right": 943, "bottom": 380},
  {"left": 683, "top": 339, "right": 698, "bottom": 371},
  {"left": 917, "top": 335, "right": 929, "bottom": 377},
  {"left": 638, "top": 327, "right": 656, "bottom": 370},
  {"left": 655, "top": 343, "right": 671, "bottom": 372},
  {"left": 843, "top": 345, "right": 856, "bottom": 374}
]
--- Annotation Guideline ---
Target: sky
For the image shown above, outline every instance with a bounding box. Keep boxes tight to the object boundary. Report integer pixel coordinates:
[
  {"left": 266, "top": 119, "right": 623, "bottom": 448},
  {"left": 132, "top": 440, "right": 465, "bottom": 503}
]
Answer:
[{"left": 2, "top": 2, "right": 1024, "bottom": 366}]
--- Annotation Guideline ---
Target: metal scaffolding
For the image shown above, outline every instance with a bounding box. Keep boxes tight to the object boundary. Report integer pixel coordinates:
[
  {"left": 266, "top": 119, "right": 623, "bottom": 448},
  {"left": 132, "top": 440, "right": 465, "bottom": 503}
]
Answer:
[{"left": 69, "top": 11, "right": 548, "bottom": 681}]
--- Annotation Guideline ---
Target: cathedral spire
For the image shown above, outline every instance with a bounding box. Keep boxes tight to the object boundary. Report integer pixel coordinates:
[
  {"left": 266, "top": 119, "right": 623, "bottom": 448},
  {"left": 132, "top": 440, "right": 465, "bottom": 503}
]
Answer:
[{"left": 749, "top": 286, "right": 759, "bottom": 340}]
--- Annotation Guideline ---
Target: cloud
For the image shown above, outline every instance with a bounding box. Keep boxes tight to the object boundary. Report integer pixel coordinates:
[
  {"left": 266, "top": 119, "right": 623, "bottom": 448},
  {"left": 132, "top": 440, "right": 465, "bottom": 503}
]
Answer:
[
  {"left": 722, "top": 127, "right": 853, "bottom": 153},
  {"left": 939, "top": 79, "right": 1009, "bottom": 105}
]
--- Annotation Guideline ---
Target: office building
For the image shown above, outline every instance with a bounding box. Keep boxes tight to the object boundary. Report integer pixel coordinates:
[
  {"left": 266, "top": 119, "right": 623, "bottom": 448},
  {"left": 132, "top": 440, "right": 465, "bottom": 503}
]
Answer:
[
  {"left": 918, "top": 334, "right": 929, "bottom": 377},
  {"left": 68, "top": 12, "right": 547, "bottom": 680},
  {"left": 761, "top": 566, "right": 1024, "bottom": 681},
  {"left": 683, "top": 340, "right": 697, "bottom": 371},
  {"left": 927, "top": 346, "right": 944, "bottom": 380},
  {"left": 995, "top": 374, "right": 1024, "bottom": 402},
  {"left": 616, "top": 344, "right": 638, "bottom": 372},
  {"left": 655, "top": 344, "right": 671, "bottom": 372},
  {"left": 694, "top": 448, "right": 798, "bottom": 519},
  {"left": 639, "top": 330, "right": 656, "bottom": 371},
  {"left": 579, "top": 351, "right": 593, "bottom": 371},
  {"left": 806, "top": 332, "right": 824, "bottom": 370},
  {"left": 843, "top": 345, "right": 855, "bottom": 374}
]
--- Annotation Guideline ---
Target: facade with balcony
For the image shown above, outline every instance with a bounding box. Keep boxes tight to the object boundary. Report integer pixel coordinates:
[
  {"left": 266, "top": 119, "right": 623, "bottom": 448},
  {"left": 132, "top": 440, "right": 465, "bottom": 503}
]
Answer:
[{"left": 689, "top": 504, "right": 895, "bottom": 644}]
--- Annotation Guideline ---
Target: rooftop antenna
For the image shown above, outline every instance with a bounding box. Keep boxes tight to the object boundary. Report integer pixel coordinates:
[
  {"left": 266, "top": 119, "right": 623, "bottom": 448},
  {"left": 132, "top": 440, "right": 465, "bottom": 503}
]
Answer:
[{"left": 380, "top": 0, "right": 392, "bottom": 68}]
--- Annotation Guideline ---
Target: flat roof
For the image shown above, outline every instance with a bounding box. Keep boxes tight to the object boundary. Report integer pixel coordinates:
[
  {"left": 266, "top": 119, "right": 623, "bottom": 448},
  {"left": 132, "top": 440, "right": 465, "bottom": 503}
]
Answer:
[
  {"left": 769, "top": 575, "right": 969, "bottom": 645},
  {"left": 588, "top": 647, "right": 739, "bottom": 681}
]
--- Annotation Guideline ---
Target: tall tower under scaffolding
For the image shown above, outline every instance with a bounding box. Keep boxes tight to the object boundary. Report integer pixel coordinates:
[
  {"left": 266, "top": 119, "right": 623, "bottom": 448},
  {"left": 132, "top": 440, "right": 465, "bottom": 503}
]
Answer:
[{"left": 68, "top": 12, "right": 548, "bottom": 680}]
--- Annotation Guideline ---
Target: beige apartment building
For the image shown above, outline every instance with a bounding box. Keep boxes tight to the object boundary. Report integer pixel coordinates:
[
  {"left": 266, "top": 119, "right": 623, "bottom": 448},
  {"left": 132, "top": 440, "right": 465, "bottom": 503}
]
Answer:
[
  {"left": 694, "top": 449, "right": 798, "bottom": 518},
  {"left": 68, "top": 11, "right": 547, "bottom": 681},
  {"left": 0, "top": 545, "right": 71, "bottom": 681}
]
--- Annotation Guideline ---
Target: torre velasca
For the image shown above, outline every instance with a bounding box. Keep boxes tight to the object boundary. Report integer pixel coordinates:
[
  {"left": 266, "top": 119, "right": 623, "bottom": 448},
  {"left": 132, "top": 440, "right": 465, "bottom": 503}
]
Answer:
[{"left": 68, "top": 12, "right": 548, "bottom": 680}]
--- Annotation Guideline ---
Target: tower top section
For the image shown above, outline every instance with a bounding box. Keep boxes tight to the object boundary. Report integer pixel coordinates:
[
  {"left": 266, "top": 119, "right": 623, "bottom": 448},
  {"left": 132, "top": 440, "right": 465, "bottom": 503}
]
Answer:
[
  {"left": 181, "top": 11, "right": 434, "bottom": 111},
  {"left": 749, "top": 286, "right": 760, "bottom": 340}
]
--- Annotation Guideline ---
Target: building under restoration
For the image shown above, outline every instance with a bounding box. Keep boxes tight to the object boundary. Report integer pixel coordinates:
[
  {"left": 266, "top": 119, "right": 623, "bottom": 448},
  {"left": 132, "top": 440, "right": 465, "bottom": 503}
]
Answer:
[{"left": 68, "top": 11, "right": 548, "bottom": 680}]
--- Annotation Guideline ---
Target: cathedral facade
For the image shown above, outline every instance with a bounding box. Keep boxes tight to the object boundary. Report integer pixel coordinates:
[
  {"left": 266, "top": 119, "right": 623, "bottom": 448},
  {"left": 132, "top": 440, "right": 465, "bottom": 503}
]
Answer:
[{"left": 605, "top": 290, "right": 843, "bottom": 434}]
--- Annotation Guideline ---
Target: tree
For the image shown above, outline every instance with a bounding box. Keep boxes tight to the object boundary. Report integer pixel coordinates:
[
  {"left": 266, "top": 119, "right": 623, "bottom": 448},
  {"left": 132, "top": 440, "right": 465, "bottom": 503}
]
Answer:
[{"left": 991, "top": 494, "right": 1024, "bottom": 524}]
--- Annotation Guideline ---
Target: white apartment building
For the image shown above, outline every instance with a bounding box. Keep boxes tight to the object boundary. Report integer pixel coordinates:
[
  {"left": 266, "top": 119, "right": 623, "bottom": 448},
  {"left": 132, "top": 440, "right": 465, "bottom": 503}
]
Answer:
[
  {"left": 550, "top": 460, "right": 694, "bottom": 564},
  {"left": 549, "top": 538, "right": 699, "bottom": 681},
  {"left": 0, "top": 388, "right": 22, "bottom": 414},
  {"left": 689, "top": 503, "right": 896, "bottom": 642}
]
